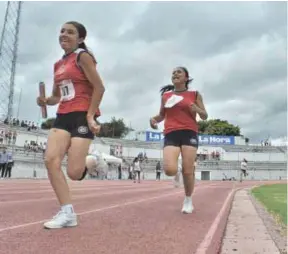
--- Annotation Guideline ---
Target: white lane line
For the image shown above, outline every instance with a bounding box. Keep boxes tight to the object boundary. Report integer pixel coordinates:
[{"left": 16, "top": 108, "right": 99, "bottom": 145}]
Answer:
[
  {"left": 0, "top": 190, "right": 184, "bottom": 233},
  {"left": 0, "top": 186, "right": 173, "bottom": 205},
  {"left": 0, "top": 184, "right": 227, "bottom": 234}
]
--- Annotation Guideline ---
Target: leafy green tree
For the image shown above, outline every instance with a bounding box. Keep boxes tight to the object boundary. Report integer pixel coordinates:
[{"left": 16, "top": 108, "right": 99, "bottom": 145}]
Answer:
[
  {"left": 198, "top": 120, "right": 209, "bottom": 134},
  {"left": 198, "top": 119, "right": 241, "bottom": 136},
  {"left": 41, "top": 117, "right": 56, "bottom": 130},
  {"left": 98, "top": 117, "right": 133, "bottom": 138}
]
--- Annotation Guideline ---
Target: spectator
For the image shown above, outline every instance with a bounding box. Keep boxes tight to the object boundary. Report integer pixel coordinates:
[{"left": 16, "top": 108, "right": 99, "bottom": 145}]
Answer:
[
  {"left": 0, "top": 130, "right": 3, "bottom": 145},
  {"left": 4, "top": 151, "right": 14, "bottom": 178},
  {"left": 0, "top": 147, "right": 8, "bottom": 178},
  {"left": 133, "top": 157, "right": 141, "bottom": 183},
  {"left": 240, "top": 158, "right": 249, "bottom": 182},
  {"left": 118, "top": 163, "right": 122, "bottom": 179},
  {"left": 156, "top": 161, "right": 161, "bottom": 181}
]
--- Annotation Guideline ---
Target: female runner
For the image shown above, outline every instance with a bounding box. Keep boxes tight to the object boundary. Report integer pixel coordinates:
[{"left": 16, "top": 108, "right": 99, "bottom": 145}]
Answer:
[
  {"left": 37, "top": 21, "right": 105, "bottom": 229},
  {"left": 149, "top": 67, "right": 208, "bottom": 214}
]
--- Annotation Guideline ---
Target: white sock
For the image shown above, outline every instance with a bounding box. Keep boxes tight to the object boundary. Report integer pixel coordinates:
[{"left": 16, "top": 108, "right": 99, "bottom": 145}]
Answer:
[{"left": 61, "top": 204, "right": 74, "bottom": 214}]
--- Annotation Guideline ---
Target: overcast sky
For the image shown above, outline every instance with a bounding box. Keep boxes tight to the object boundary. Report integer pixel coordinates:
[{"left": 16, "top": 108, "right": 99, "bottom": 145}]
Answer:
[{"left": 0, "top": 1, "right": 287, "bottom": 143}]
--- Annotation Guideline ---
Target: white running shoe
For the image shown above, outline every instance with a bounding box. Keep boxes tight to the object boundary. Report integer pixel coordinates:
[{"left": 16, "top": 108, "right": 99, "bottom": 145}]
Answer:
[
  {"left": 43, "top": 210, "right": 77, "bottom": 229},
  {"left": 181, "top": 196, "right": 194, "bottom": 214},
  {"left": 173, "top": 172, "right": 181, "bottom": 188}
]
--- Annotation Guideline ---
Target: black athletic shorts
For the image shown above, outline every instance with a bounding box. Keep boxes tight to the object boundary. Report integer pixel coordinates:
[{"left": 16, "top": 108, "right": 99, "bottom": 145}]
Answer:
[
  {"left": 164, "top": 129, "right": 199, "bottom": 148},
  {"left": 53, "top": 111, "right": 97, "bottom": 140}
]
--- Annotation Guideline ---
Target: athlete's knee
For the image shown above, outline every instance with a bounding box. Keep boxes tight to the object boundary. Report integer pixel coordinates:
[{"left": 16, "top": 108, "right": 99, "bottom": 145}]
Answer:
[
  {"left": 182, "top": 166, "right": 195, "bottom": 176},
  {"left": 67, "top": 155, "right": 89, "bottom": 180},
  {"left": 44, "top": 154, "right": 62, "bottom": 170},
  {"left": 164, "top": 164, "right": 178, "bottom": 176},
  {"left": 182, "top": 170, "right": 193, "bottom": 177},
  {"left": 165, "top": 169, "right": 177, "bottom": 176},
  {"left": 67, "top": 167, "right": 83, "bottom": 180}
]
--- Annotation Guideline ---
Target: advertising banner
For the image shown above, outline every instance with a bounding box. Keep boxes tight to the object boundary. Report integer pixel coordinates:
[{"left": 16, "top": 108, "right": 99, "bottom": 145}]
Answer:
[
  {"left": 145, "top": 131, "right": 235, "bottom": 145},
  {"left": 145, "top": 131, "right": 164, "bottom": 142},
  {"left": 198, "top": 135, "right": 235, "bottom": 145}
]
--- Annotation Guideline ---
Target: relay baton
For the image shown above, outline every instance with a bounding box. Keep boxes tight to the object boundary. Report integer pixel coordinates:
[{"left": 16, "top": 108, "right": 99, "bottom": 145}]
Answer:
[{"left": 39, "top": 82, "right": 47, "bottom": 119}]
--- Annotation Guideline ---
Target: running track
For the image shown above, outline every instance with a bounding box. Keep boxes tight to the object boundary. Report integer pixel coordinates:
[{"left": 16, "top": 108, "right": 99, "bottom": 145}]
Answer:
[{"left": 0, "top": 179, "right": 269, "bottom": 254}]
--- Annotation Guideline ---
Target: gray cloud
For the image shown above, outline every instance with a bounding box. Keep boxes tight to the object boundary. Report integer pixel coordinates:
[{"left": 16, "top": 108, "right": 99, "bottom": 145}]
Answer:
[
  {"left": 121, "top": 2, "right": 287, "bottom": 58},
  {"left": 0, "top": 1, "right": 286, "bottom": 143}
]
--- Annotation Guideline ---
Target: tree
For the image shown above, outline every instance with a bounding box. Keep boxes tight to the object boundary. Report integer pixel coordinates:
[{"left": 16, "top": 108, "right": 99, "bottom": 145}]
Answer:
[
  {"left": 198, "top": 120, "right": 209, "bottom": 134},
  {"left": 198, "top": 119, "right": 241, "bottom": 136},
  {"left": 41, "top": 117, "right": 56, "bottom": 130},
  {"left": 98, "top": 117, "right": 132, "bottom": 138},
  {"left": 40, "top": 116, "right": 133, "bottom": 138}
]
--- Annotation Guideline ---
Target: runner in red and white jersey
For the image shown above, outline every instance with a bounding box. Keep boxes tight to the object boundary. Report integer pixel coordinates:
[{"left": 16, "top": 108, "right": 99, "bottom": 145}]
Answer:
[
  {"left": 149, "top": 67, "right": 208, "bottom": 214},
  {"left": 37, "top": 21, "right": 105, "bottom": 229}
]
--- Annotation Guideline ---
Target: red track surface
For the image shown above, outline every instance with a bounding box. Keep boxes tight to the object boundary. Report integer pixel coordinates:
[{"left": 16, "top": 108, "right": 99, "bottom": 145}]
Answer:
[{"left": 0, "top": 179, "right": 264, "bottom": 254}]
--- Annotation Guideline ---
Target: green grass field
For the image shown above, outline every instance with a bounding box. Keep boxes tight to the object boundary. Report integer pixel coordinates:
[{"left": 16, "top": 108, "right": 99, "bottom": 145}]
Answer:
[{"left": 251, "top": 183, "right": 287, "bottom": 226}]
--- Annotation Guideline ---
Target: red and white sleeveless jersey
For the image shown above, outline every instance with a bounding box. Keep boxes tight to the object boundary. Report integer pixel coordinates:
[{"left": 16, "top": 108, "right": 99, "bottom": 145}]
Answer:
[
  {"left": 162, "top": 88, "right": 198, "bottom": 135},
  {"left": 54, "top": 48, "right": 101, "bottom": 117}
]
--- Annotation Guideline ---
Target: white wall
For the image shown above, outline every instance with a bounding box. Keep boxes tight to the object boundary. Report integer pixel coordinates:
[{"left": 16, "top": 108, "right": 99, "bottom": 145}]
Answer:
[
  {"left": 10, "top": 160, "right": 69, "bottom": 179},
  {"left": 195, "top": 168, "right": 287, "bottom": 181},
  {"left": 11, "top": 160, "right": 48, "bottom": 178},
  {"left": 223, "top": 152, "right": 287, "bottom": 162},
  {"left": 9, "top": 160, "right": 287, "bottom": 181}
]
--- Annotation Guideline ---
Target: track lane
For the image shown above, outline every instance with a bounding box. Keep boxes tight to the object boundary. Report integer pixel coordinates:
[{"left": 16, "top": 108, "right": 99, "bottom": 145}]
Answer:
[{"left": 0, "top": 182, "right": 234, "bottom": 254}]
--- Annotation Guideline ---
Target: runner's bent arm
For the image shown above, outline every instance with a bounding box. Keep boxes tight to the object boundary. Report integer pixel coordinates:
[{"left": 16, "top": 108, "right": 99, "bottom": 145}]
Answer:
[
  {"left": 195, "top": 92, "right": 208, "bottom": 120},
  {"left": 152, "top": 96, "right": 165, "bottom": 123},
  {"left": 189, "top": 92, "right": 208, "bottom": 120},
  {"left": 46, "top": 84, "right": 61, "bottom": 106},
  {"left": 78, "top": 52, "right": 105, "bottom": 119}
]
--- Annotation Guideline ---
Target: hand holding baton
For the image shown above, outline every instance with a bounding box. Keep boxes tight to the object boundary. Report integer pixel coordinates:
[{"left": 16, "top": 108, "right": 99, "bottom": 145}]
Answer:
[{"left": 38, "top": 82, "right": 47, "bottom": 119}]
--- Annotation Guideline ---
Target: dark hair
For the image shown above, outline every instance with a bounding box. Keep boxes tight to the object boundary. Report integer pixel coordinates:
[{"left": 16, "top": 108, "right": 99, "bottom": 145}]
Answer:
[
  {"left": 65, "top": 21, "right": 88, "bottom": 51},
  {"left": 160, "top": 66, "right": 193, "bottom": 95},
  {"left": 133, "top": 157, "right": 139, "bottom": 163}
]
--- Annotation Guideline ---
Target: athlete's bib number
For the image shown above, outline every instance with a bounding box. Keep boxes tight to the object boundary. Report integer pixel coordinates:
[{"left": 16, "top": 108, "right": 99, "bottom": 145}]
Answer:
[
  {"left": 59, "top": 80, "right": 75, "bottom": 101},
  {"left": 164, "top": 94, "right": 183, "bottom": 108}
]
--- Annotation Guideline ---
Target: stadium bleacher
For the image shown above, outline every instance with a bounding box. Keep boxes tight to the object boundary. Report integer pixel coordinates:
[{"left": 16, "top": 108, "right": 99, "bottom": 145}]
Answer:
[
  {"left": 220, "top": 144, "right": 282, "bottom": 153},
  {"left": 1, "top": 123, "right": 287, "bottom": 180}
]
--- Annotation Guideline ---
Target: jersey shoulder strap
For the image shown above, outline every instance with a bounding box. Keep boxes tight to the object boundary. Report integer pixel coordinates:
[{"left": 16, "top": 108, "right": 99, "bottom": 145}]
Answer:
[{"left": 187, "top": 87, "right": 198, "bottom": 99}]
